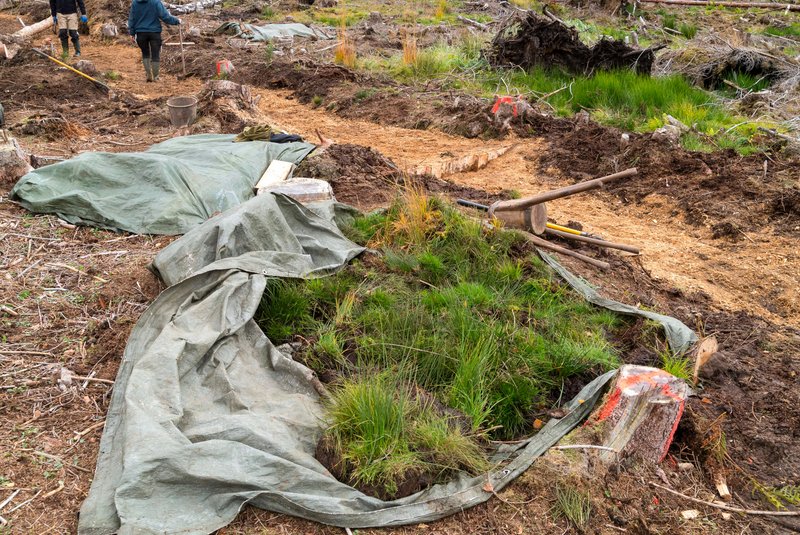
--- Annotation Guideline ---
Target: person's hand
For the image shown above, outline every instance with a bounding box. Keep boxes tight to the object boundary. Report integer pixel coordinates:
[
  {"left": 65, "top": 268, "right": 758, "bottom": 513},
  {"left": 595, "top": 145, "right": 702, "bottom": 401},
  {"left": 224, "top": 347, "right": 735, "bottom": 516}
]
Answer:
[
  {"left": 80, "top": 15, "right": 88, "bottom": 23},
  {"left": 177, "top": 18, "right": 182, "bottom": 25}
]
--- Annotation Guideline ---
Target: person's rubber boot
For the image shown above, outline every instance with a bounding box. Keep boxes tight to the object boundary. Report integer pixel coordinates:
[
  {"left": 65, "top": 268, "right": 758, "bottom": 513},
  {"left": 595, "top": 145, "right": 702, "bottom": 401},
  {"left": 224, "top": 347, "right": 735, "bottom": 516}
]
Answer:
[
  {"left": 60, "top": 38, "right": 69, "bottom": 60},
  {"left": 151, "top": 61, "right": 160, "bottom": 82},
  {"left": 71, "top": 33, "right": 81, "bottom": 57},
  {"left": 142, "top": 58, "right": 153, "bottom": 82}
]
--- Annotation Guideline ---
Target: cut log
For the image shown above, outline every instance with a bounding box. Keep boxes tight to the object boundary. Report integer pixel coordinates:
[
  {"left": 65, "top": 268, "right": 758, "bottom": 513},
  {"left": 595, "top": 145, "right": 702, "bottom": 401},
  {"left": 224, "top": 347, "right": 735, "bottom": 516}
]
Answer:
[
  {"left": 0, "top": 130, "right": 33, "bottom": 183},
  {"left": 457, "top": 15, "right": 488, "bottom": 31},
  {"left": 639, "top": 0, "right": 799, "bottom": 11},
  {"left": 13, "top": 17, "right": 53, "bottom": 39},
  {"left": 165, "top": 0, "right": 224, "bottom": 14},
  {"left": 407, "top": 145, "right": 513, "bottom": 179},
  {"left": 493, "top": 202, "right": 548, "bottom": 235}
]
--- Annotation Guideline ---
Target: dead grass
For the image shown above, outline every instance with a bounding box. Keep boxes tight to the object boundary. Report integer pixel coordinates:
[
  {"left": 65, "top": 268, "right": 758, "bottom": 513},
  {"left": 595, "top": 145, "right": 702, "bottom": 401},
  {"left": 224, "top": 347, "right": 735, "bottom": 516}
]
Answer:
[
  {"left": 334, "top": 21, "right": 356, "bottom": 69},
  {"left": 0, "top": 200, "right": 166, "bottom": 532},
  {"left": 402, "top": 27, "right": 418, "bottom": 67}
]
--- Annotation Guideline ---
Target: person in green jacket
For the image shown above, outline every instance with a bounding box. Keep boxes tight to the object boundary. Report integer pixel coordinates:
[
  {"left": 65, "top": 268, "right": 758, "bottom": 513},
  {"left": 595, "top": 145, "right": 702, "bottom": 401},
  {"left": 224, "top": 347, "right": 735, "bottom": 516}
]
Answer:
[{"left": 127, "top": 0, "right": 181, "bottom": 82}]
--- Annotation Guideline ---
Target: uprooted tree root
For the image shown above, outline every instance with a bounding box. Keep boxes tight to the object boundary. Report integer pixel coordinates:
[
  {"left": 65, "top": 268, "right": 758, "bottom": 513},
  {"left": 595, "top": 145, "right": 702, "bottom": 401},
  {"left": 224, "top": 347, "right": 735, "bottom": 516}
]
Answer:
[{"left": 487, "top": 13, "right": 657, "bottom": 75}]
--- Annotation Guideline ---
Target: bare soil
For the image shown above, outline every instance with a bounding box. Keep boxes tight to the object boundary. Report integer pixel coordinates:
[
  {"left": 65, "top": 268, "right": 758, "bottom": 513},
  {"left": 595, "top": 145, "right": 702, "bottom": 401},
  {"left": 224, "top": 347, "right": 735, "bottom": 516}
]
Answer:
[{"left": 1, "top": 9, "right": 798, "bottom": 535}]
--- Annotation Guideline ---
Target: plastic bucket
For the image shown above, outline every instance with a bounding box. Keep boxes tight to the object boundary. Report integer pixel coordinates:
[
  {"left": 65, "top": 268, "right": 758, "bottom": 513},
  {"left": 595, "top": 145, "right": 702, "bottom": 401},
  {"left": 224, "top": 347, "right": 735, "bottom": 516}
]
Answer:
[{"left": 166, "top": 96, "right": 198, "bottom": 128}]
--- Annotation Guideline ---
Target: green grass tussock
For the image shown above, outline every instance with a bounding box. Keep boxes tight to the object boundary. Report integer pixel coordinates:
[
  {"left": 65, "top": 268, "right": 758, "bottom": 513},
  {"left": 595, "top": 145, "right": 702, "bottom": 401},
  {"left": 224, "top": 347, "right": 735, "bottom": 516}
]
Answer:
[
  {"left": 257, "top": 191, "right": 625, "bottom": 497},
  {"left": 554, "top": 485, "right": 592, "bottom": 529},
  {"left": 326, "top": 372, "right": 488, "bottom": 496}
]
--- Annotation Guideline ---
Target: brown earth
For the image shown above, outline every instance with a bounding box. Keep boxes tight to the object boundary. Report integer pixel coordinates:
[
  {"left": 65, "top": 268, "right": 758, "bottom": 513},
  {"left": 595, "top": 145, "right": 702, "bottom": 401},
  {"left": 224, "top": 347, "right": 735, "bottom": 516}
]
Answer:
[{"left": 1, "top": 11, "right": 799, "bottom": 535}]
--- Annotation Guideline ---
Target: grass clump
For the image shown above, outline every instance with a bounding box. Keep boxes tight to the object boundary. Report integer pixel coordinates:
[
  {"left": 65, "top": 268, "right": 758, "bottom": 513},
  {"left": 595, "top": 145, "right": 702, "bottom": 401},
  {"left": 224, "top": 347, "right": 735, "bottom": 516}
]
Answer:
[
  {"left": 326, "top": 372, "right": 488, "bottom": 496},
  {"left": 334, "top": 18, "right": 356, "bottom": 69},
  {"left": 679, "top": 23, "right": 698, "bottom": 39},
  {"left": 660, "top": 350, "right": 692, "bottom": 381},
  {"left": 554, "top": 485, "right": 592, "bottom": 529},
  {"left": 257, "top": 189, "right": 625, "bottom": 498}
]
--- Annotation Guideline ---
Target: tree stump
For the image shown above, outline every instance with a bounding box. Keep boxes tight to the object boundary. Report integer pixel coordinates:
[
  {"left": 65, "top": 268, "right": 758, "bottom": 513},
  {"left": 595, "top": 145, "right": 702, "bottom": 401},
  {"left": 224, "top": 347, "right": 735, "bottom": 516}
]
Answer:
[
  {"left": 0, "top": 130, "right": 32, "bottom": 185},
  {"left": 586, "top": 365, "right": 689, "bottom": 463}
]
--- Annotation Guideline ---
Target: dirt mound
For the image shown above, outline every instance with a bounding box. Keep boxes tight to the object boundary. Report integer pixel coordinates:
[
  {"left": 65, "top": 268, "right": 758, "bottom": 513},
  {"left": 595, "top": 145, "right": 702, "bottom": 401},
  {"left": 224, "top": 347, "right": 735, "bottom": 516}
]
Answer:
[
  {"left": 297, "top": 144, "right": 509, "bottom": 210},
  {"left": 487, "top": 13, "right": 656, "bottom": 75},
  {"left": 237, "top": 59, "right": 509, "bottom": 138},
  {"left": 296, "top": 143, "right": 402, "bottom": 209},
  {"left": 161, "top": 44, "right": 505, "bottom": 139},
  {"left": 537, "top": 119, "right": 799, "bottom": 234}
]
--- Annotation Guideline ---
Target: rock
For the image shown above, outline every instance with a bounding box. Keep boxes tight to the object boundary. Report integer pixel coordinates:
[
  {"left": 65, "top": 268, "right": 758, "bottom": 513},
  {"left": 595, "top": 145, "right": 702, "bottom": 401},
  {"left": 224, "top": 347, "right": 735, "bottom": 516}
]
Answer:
[
  {"left": 188, "top": 26, "right": 201, "bottom": 38},
  {"left": 652, "top": 124, "right": 682, "bottom": 143},
  {"left": 665, "top": 114, "right": 689, "bottom": 133},
  {"left": 677, "top": 462, "right": 694, "bottom": 471},
  {"left": 75, "top": 59, "right": 97, "bottom": 75},
  {"left": 575, "top": 110, "right": 591, "bottom": 125},
  {"left": 620, "top": 133, "right": 630, "bottom": 145},
  {"left": 681, "top": 510, "right": 700, "bottom": 520},
  {"left": 100, "top": 23, "right": 118, "bottom": 38}
]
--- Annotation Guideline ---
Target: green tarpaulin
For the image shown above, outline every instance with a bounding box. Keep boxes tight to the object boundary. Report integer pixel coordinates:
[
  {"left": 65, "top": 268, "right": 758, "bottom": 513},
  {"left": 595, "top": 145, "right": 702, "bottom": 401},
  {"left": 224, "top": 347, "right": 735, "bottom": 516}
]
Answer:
[
  {"left": 216, "top": 22, "right": 333, "bottom": 41},
  {"left": 77, "top": 191, "right": 696, "bottom": 534},
  {"left": 10, "top": 134, "right": 315, "bottom": 235}
]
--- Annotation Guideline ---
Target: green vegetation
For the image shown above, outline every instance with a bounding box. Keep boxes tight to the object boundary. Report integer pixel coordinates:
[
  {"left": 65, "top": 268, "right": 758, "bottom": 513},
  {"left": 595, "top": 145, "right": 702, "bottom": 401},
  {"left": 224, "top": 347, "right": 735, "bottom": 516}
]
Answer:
[
  {"left": 569, "top": 19, "right": 628, "bottom": 43},
  {"left": 767, "top": 485, "right": 800, "bottom": 507},
  {"left": 554, "top": 485, "right": 592, "bottom": 529},
  {"left": 357, "top": 31, "right": 768, "bottom": 155},
  {"left": 660, "top": 350, "right": 692, "bottom": 381},
  {"left": 763, "top": 23, "right": 800, "bottom": 38},
  {"left": 662, "top": 13, "right": 678, "bottom": 32},
  {"left": 257, "top": 189, "right": 624, "bottom": 496},
  {"left": 679, "top": 23, "right": 698, "bottom": 39},
  {"left": 326, "top": 372, "right": 488, "bottom": 497},
  {"left": 722, "top": 71, "right": 771, "bottom": 94}
]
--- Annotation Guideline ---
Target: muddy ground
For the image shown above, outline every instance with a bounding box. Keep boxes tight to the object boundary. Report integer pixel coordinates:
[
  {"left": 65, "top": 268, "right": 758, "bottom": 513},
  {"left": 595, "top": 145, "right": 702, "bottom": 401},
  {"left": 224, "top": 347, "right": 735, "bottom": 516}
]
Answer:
[{"left": 1, "top": 5, "right": 799, "bottom": 535}]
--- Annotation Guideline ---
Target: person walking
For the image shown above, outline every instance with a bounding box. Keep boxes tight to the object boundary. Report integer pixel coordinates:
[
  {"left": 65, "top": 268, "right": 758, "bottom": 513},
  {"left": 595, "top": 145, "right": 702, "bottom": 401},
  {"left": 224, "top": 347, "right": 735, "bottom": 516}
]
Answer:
[
  {"left": 50, "top": 0, "right": 88, "bottom": 58},
  {"left": 128, "top": 0, "right": 181, "bottom": 82}
]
